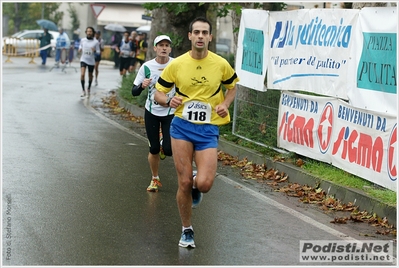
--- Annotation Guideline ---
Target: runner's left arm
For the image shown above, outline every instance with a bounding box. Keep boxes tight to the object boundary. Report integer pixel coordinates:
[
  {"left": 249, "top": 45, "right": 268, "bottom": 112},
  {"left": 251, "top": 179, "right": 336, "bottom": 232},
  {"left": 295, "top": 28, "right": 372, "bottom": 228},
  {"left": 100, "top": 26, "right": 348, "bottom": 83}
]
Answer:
[
  {"left": 132, "top": 65, "right": 149, "bottom": 96},
  {"left": 95, "top": 42, "right": 100, "bottom": 54},
  {"left": 215, "top": 85, "right": 237, "bottom": 118}
]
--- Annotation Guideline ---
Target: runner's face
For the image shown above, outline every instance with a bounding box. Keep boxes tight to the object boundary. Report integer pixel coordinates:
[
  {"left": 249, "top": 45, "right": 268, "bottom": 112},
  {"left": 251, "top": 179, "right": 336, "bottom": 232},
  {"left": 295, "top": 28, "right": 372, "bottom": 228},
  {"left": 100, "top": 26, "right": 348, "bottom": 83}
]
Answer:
[
  {"left": 86, "top": 28, "right": 93, "bottom": 38},
  {"left": 154, "top": 40, "right": 171, "bottom": 57},
  {"left": 124, "top": 33, "right": 129, "bottom": 41},
  {"left": 188, "top": 21, "right": 212, "bottom": 52}
]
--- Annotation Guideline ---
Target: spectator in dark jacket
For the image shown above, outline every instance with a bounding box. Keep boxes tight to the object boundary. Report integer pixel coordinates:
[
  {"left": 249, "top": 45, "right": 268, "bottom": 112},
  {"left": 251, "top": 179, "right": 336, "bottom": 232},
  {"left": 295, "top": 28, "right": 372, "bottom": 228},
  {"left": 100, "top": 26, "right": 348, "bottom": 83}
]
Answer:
[{"left": 38, "top": 28, "right": 53, "bottom": 65}]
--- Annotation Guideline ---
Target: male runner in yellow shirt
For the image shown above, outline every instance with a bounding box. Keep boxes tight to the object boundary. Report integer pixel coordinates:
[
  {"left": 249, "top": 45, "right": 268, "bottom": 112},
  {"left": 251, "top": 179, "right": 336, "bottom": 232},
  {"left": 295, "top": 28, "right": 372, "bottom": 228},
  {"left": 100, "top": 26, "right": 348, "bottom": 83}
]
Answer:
[{"left": 155, "top": 16, "right": 239, "bottom": 248}]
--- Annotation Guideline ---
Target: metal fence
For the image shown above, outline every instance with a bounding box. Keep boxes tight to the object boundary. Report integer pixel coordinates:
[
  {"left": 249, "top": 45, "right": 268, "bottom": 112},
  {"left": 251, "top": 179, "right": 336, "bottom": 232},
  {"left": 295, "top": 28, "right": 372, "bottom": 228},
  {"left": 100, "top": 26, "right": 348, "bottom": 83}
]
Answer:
[
  {"left": 2, "top": 37, "right": 39, "bottom": 63},
  {"left": 232, "top": 85, "right": 287, "bottom": 153}
]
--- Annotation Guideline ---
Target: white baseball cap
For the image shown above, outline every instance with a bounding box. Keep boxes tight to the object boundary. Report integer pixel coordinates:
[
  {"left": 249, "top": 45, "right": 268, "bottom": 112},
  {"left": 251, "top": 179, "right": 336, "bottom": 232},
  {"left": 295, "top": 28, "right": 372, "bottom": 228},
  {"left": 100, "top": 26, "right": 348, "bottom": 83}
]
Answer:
[{"left": 154, "top": 35, "right": 172, "bottom": 46}]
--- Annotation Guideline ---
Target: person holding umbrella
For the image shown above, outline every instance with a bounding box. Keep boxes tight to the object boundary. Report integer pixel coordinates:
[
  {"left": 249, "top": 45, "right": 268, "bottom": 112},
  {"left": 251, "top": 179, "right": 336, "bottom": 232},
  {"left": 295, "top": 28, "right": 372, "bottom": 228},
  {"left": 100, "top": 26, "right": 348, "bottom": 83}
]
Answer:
[{"left": 37, "top": 28, "right": 53, "bottom": 65}]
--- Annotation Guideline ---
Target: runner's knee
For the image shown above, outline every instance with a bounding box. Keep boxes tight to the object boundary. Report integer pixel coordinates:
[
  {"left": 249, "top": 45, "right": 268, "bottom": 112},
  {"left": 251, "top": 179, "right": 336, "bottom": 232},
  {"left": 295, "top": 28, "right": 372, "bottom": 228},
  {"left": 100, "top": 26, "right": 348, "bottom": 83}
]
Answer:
[
  {"left": 149, "top": 144, "right": 161, "bottom": 155},
  {"left": 197, "top": 178, "right": 213, "bottom": 193}
]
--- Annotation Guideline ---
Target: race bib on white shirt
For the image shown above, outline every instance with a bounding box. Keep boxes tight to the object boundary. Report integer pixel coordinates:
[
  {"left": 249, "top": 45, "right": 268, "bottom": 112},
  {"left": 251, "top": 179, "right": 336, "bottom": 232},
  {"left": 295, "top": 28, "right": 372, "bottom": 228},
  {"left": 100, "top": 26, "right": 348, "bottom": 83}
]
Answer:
[
  {"left": 83, "top": 49, "right": 92, "bottom": 56},
  {"left": 83, "top": 48, "right": 93, "bottom": 56},
  {"left": 182, "top": 101, "right": 212, "bottom": 124}
]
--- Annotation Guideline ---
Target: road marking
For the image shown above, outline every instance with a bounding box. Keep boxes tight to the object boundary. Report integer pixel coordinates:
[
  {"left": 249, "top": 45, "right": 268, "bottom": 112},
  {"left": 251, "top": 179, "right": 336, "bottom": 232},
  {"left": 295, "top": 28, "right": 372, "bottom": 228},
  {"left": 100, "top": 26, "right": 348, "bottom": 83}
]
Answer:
[{"left": 83, "top": 98, "right": 147, "bottom": 142}]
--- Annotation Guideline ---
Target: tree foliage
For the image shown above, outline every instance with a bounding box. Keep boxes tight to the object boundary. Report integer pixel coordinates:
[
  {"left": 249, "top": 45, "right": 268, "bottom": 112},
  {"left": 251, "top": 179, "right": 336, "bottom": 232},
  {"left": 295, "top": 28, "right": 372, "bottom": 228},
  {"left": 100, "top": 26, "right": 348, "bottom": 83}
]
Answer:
[
  {"left": 143, "top": 3, "right": 213, "bottom": 57},
  {"left": 68, "top": 3, "right": 80, "bottom": 32},
  {"left": 3, "top": 3, "right": 62, "bottom": 34},
  {"left": 143, "top": 2, "right": 286, "bottom": 58}
]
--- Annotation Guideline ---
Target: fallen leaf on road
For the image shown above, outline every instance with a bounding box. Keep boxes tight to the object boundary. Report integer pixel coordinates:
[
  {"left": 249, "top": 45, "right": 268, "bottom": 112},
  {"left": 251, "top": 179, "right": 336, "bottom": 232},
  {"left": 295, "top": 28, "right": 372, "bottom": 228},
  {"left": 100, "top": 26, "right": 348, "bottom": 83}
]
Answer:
[{"left": 331, "top": 217, "right": 348, "bottom": 224}]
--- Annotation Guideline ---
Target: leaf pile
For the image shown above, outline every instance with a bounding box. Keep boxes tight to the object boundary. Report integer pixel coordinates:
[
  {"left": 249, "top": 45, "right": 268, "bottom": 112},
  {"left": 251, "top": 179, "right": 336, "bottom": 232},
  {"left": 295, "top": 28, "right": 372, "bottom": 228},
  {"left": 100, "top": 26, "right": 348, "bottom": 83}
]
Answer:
[
  {"left": 101, "top": 94, "right": 144, "bottom": 124},
  {"left": 217, "top": 150, "right": 396, "bottom": 236}
]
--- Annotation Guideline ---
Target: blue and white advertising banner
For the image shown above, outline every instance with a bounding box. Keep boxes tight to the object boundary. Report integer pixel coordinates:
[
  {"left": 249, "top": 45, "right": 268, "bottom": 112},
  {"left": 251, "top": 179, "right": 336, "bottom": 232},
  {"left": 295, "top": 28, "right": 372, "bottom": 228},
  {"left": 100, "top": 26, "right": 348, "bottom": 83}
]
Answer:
[
  {"left": 278, "top": 91, "right": 397, "bottom": 191},
  {"left": 267, "top": 9, "right": 359, "bottom": 99},
  {"left": 348, "top": 7, "right": 397, "bottom": 115},
  {"left": 235, "top": 9, "right": 269, "bottom": 91}
]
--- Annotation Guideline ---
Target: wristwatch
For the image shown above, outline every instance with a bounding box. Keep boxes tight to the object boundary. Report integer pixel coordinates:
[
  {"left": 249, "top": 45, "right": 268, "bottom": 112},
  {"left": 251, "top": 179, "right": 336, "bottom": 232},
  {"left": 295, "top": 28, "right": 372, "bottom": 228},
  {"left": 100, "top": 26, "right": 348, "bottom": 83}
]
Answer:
[{"left": 166, "top": 96, "right": 172, "bottom": 107}]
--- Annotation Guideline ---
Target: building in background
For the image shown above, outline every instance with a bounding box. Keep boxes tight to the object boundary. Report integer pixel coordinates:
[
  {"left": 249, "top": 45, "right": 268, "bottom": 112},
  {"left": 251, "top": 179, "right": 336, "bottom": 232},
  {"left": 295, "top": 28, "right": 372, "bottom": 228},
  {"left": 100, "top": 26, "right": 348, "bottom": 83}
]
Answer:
[{"left": 57, "top": 2, "right": 149, "bottom": 45}]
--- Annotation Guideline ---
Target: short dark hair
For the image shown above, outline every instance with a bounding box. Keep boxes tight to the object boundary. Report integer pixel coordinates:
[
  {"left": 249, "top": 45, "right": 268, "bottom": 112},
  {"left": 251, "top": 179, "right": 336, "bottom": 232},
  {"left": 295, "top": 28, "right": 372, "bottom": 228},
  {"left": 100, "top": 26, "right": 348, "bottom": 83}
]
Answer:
[
  {"left": 124, "top": 31, "right": 130, "bottom": 35},
  {"left": 189, "top": 17, "right": 212, "bottom": 34}
]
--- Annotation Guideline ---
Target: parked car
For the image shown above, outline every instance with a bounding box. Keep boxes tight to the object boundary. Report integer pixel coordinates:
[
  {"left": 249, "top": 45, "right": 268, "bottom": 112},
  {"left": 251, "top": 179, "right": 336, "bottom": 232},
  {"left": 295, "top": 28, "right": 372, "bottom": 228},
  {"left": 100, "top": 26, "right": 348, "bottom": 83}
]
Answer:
[{"left": 2, "top": 29, "right": 59, "bottom": 57}]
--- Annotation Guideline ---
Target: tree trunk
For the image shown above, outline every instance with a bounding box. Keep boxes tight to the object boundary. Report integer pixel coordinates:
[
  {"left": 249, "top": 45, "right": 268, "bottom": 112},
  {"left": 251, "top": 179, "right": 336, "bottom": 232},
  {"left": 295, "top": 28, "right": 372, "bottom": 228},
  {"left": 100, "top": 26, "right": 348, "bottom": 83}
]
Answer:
[
  {"left": 352, "top": 2, "right": 388, "bottom": 9},
  {"left": 146, "top": 7, "right": 170, "bottom": 59},
  {"left": 147, "top": 3, "right": 212, "bottom": 59},
  {"left": 14, "top": 3, "right": 21, "bottom": 33},
  {"left": 207, "top": 6, "right": 217, "bottom": 53}
]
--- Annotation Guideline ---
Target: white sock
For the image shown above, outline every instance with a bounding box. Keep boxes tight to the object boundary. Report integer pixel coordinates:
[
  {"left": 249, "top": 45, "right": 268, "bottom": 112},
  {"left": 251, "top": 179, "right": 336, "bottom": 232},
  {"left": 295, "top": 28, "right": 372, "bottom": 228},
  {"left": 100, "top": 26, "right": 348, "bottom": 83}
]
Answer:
[
  {"left": 182, "top": 226, "right": 193, "bottom": 232},
  {"left": 152, "top": 176, "right": 159, "bottom": 180},
  {"left": 192, "top": 175, "right": 197, "bottom": 189}
]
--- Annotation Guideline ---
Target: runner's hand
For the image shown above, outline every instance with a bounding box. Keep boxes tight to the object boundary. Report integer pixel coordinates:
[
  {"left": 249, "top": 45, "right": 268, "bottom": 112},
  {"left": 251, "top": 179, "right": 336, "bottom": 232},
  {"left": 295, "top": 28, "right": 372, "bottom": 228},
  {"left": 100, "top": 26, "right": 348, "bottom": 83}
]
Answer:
[
  {"left": 169, "top": 96, "right": 183, "bottom": 108},
  {"left": 142, "top": 78, "right": 151, "bottom": 88},
  {"left": 215, "top": 104, "right": 229, "bottom": 118}
]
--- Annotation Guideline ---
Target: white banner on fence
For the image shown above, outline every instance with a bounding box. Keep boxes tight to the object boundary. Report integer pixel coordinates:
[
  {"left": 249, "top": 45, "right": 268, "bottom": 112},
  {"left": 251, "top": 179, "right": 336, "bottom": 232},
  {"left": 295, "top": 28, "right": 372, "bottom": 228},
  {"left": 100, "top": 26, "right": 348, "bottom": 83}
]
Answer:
[
  {"left": 235, "top": 9, "right": 269, "bottom": 91},
  {"left": 267, "top": 9, "right": 359, "bottom": 99},
  {"left": 348, "top": 7, "right": 397, "bottom": 116},
  {"left": 278, "top": 91, "right": 397, "bottom": 191}
]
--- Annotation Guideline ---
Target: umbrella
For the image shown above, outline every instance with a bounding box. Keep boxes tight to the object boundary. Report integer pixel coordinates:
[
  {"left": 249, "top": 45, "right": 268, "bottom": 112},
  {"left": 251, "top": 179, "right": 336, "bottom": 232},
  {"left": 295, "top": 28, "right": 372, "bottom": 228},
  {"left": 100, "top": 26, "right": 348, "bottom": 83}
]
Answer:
[
  {"left": 104, "top": 23, "right": 126, "bottom": 32},
  {"left": 36, "top": 19, "right": 58, "bottom": 31},
  {"left": 136, "top": 25, "right": 151, "bottom": 33}
]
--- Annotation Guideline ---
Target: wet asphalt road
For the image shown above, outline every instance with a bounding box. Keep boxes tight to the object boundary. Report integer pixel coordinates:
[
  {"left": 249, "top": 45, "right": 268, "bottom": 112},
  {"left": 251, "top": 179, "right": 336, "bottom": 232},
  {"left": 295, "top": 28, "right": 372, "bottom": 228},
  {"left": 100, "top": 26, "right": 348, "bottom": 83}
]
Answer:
[{"left": 2, "top": 57, "right": 396, "bottom": 266}]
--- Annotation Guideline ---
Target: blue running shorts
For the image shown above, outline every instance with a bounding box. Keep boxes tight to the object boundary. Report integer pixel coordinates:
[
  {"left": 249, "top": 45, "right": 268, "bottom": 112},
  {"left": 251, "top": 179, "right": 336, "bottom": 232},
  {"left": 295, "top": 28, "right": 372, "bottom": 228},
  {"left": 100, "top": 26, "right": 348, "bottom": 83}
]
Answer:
[{"left": 170, "top": 117, "right": 219, "bottom": 151}]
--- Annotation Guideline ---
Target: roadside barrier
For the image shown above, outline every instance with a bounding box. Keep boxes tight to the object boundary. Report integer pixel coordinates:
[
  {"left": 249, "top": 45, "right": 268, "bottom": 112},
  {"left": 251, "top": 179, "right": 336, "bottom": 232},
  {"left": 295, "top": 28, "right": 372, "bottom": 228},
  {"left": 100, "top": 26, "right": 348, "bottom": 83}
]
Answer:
[
  {"left": 49, "top": 45, "right": 77, "bottom": 73},
  {"left": 2, "top": 37, "right": 45, "bottom": 64}
]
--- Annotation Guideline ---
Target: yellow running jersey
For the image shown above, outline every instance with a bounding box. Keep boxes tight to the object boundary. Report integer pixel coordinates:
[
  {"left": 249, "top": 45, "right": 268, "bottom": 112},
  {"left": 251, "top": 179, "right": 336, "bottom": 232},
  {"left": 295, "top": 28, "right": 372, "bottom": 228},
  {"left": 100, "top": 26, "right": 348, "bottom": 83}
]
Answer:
[{"left": 156, "top": 51, "right": 239, "bottom": 125}]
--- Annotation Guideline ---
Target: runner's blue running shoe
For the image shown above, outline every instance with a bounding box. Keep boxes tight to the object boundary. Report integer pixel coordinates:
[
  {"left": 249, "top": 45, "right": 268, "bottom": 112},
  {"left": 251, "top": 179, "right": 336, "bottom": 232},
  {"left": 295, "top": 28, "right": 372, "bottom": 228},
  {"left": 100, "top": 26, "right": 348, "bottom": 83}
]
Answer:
[
  {"left": 192, "top": 171, "right": 203, "bottom": 209},
  {"left": 178, "top": 229, "right": 195, "bottom": 248}
]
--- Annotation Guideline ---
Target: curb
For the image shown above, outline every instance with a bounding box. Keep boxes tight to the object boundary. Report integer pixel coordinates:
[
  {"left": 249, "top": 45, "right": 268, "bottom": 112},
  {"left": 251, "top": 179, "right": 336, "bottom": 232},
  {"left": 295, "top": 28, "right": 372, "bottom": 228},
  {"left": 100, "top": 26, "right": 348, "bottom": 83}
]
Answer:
[
  {"left": 100, "top": 60, "right": 115, "bottom": 66},
  {"left": 115, "top": 92, "right": 397, "bottom": 226}
]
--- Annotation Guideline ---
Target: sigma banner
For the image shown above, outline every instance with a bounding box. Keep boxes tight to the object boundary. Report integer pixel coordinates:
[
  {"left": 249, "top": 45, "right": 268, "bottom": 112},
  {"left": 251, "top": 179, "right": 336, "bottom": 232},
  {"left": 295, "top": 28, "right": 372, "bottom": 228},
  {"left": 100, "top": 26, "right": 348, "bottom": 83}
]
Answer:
[
  {"left": 235, "top": 9, "right": 269, "bottom": 91},
  {"left": 278, "top": 91, "right": 397, "bottom": 191},
  {"left": 267, "top": 9, "right": 359, "bottom": 99},
  {"left": 348, "top": 7, "right": 397, "bottom": 116}
]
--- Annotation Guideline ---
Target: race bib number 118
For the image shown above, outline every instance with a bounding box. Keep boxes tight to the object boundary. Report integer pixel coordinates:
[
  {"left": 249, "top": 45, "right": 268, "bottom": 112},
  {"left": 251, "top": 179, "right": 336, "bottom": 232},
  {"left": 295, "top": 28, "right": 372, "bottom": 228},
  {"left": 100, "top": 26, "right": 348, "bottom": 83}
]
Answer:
[{"left": 182, "top": 101, "right": 212, "bottom": 123}]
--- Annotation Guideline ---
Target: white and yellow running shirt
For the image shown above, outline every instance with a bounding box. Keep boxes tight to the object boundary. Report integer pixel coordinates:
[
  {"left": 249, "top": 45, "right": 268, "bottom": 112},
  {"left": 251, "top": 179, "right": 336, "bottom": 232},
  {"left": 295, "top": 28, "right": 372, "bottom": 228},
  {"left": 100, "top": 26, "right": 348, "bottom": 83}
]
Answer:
[{"left": 156, "top": 51, "right": 239, "bottom": 126}]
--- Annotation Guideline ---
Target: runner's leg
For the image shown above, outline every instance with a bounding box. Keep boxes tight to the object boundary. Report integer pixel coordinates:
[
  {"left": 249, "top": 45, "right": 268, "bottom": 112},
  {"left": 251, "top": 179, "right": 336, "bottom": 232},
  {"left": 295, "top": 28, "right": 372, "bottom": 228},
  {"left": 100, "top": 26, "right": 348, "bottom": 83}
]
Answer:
[
  {"left": 88, "top": 65, "right": 94, "bottom": 93},
  {"left": 80, "top": 65, "right": 86, "bottom": 92},
  {"left": 145, "top": 110, "right": 162, "bottom": 177},
  {"left": 191, "top": 148, "right": 218, "bottom": 192},
  {"left": 172, "top": 137, "right": 195, "bottom": 228}
]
